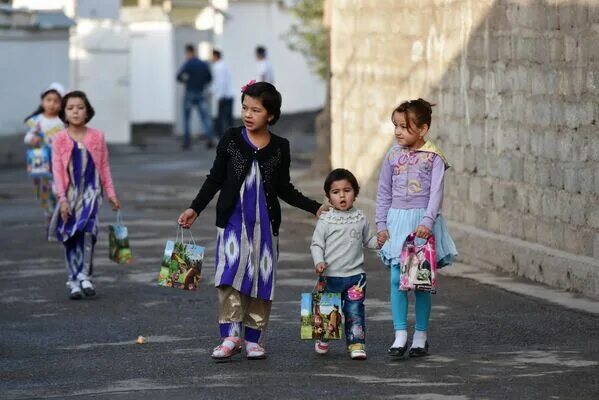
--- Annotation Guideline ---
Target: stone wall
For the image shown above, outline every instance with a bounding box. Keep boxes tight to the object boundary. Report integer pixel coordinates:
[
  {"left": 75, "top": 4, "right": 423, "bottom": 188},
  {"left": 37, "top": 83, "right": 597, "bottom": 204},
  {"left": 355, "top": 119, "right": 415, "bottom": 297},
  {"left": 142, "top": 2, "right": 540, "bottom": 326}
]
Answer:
[{"left": 330, "top": 0, "right": 599, "bottom": 298}]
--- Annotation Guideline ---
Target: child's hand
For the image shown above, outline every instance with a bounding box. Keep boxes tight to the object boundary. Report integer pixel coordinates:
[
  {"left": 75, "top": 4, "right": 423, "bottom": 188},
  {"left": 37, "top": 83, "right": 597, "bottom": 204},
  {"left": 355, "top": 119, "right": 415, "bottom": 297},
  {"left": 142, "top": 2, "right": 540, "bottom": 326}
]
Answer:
[
  {"left": 178, "top": 208, "right": 198, "bottom": 229},
  {"left": 316, "top": 204, "right": 329, "bottom": 217},
  {"left": 59, "top": 200, "right": 71, "bottom": 222},
  {"left": 109, "top": 196, "right": 120, "bottom": 211},
  {"left": 30, "top": 136, "right": 42, "bottom": 147},
  {"left": 415, "top": 225, "right": 432, "bottom": 239},
  {"left": 377, "top": 230, "right": 389, "bottom": 247},
  {"left": 315, "top": 262, "right": 326, "bottom": 275}
]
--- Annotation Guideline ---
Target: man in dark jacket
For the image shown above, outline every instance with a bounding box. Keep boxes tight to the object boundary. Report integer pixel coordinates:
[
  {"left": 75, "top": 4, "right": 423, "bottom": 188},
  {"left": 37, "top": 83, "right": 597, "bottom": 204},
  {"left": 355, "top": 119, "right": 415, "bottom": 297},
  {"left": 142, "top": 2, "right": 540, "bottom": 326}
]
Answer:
[{"left": 177, "top": 44, "right": 215, "bottom": 149}]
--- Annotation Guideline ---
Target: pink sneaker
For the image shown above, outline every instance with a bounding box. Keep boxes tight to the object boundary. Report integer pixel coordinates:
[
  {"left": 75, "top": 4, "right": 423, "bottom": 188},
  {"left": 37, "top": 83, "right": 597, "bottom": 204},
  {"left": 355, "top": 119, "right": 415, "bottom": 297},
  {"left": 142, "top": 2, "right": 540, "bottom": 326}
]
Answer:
[{"left": 314, "top": 340, "right": 330, "bottom": 355}]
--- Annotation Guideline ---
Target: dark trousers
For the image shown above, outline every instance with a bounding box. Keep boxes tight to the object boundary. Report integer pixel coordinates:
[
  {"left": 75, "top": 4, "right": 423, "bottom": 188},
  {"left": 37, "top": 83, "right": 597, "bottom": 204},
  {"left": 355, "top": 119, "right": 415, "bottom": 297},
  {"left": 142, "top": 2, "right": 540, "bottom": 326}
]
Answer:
[
  {"left": 215, "top": 97, "right": 233, "bottom": 138},
  {"left": 183, "top": 90, "right": 214, "bottom": 147}
]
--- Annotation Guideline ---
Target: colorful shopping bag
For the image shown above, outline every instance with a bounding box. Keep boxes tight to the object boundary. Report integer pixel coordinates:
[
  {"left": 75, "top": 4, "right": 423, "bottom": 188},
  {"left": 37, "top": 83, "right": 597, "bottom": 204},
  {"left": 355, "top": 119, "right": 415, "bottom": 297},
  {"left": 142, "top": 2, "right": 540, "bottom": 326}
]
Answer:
[
  {"left": 108, "top": 211, "right": 133, "bottom": 264},
  {"left": 26, "top": 146, "right": 51, "bottom": 178},
  {"left": 399, "top": 233, "right": 437, "bottom": 293},
  {"left": 158, "top": 228, "right": 204, "bottom": 291},
  {"left": 300, "top": 281, "right": 344, "bottom": 340}
]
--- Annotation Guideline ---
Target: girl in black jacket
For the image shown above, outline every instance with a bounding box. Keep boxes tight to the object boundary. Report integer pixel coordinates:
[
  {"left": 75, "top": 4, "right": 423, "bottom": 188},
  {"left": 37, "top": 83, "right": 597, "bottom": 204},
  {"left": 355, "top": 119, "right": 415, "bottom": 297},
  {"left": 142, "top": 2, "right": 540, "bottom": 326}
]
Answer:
[{"left": 178, "top": 81, "right": 325, "bottom": 360}]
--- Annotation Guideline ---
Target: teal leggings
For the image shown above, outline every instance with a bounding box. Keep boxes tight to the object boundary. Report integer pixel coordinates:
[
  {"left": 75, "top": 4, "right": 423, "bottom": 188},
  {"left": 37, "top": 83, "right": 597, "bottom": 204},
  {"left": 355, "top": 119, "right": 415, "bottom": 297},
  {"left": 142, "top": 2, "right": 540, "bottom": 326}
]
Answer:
[{"left": 390, "top": 265, "right": 431, "bottom": 331}]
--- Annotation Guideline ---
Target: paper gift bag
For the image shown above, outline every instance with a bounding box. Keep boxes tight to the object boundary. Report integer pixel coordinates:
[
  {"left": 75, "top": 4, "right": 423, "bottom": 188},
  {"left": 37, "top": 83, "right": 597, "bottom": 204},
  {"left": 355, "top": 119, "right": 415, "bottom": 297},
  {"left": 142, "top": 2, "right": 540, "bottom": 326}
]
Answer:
[
  {"left": 158, "top": 228, "right": 204, "bottom": 291},
  {"left": 26, "top": 146, "right": 51, "bottom": 178},
  {"left": 399, "top": 233, "right": 437, "bottom": 293},
  {"left": 300, "top": 287, "right": 343, "bottom": 340},
  {"left": 108, "top": 211, "right": 133, "bottom": 264}
]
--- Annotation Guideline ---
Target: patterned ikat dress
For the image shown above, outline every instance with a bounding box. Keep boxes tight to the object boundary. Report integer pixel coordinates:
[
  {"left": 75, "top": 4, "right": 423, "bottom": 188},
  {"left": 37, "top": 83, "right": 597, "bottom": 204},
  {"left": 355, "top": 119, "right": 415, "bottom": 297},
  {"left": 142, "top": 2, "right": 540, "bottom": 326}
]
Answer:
[{"left": 213, "top": 130, "right": 278, "bottom": 301}]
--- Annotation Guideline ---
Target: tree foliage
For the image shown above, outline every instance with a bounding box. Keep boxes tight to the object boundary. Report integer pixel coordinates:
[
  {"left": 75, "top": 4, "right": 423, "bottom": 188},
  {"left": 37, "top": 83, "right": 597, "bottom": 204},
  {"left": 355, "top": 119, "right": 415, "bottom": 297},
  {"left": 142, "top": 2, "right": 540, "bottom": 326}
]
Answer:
[{"left": 284, "top": 0, "right": 329, "bottom": 80}]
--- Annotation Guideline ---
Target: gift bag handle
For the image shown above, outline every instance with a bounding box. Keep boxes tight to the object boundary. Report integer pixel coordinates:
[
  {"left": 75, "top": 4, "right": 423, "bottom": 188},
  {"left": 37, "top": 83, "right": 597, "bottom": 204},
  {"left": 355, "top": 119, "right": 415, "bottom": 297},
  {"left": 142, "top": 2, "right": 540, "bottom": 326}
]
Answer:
[
  {"left": 186, "top": 228, "right": 197, "bottom": 246},
  {"left": 116, "top": 210, "right": 123, "bottom": 225},
  {"left": 176, "top": 224, "right": 197, "bottom": 246},
  {"left": 175, "top": 224, "right": 183, "bottom": 243},
  {"left": 405, "top": 232, "right": 435, "bottom": 247}
]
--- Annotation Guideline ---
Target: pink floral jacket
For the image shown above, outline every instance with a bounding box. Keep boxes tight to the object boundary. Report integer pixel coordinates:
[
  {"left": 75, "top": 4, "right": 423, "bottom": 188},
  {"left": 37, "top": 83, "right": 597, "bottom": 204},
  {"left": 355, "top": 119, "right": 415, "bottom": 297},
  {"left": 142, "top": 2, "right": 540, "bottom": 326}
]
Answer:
[{"left": 51, "top": 128, "right": 116, "bottom": 203}]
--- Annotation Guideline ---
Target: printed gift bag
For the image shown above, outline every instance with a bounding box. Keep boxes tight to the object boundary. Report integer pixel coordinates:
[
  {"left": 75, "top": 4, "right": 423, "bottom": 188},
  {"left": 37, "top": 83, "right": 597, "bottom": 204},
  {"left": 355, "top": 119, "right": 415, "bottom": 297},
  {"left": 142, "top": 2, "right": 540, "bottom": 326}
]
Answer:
[
  {"left": 300, "top": 282, "right": 344, "bottom": 340},
  {"left": 26, "top": 146, "right": 51, "bottom": 178},
  {"left": 108, "top": 211, "right": 133, "bottom": 264},
  {"left": 158, "top": 227, "right": 204, "bottom": 291},
  {"left": 399, "top": 233, "right": 437, "bottom": 293}
]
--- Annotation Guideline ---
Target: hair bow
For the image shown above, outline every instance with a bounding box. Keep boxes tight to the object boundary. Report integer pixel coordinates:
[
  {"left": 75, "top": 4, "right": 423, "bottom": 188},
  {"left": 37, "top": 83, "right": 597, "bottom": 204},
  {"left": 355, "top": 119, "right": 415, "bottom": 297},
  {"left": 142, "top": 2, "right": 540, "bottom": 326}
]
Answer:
[{"left": 241, "top": 79, "right": 256, "bottom": 92}]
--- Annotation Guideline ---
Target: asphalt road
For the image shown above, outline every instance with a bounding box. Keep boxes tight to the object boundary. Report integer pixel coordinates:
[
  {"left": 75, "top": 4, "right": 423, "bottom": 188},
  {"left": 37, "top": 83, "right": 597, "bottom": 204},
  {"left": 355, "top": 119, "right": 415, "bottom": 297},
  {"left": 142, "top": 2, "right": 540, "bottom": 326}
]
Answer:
[{"left": 1, "top": 134, "right": 598, "bottom": 400}]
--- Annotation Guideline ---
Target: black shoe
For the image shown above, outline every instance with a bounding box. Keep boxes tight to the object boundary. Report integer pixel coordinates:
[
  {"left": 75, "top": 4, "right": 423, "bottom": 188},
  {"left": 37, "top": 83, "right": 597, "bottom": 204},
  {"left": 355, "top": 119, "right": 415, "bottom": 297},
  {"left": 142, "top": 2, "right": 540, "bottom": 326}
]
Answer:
[
  {"left": 182, "top": 144, "right": 191, "bottom": 151},
  {"left": 409, "top": 341, "right": 429, "bottom": 358},
  {"left": 80, "top": 280, "right": 96, "bottom": 297},
  {"left": 205, "top": 139, "right": 215, "bottom": 149},
  {"left": 388, "top": 345, "right": 408, "bottom": 358}
]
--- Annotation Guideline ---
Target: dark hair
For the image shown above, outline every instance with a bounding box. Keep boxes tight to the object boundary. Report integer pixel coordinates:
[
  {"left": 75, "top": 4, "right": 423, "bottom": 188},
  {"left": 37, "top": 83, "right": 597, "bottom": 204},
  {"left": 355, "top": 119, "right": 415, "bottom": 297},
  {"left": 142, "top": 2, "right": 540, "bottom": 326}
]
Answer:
[
  {"left": 256, "top": 46, "right": 266, "bottom": 57},
  {"left": 185, "top": 44, "right": 195, "bottom": 53},
  {"left": 324, "top": 168, "right": 360, "bottom": 197},
  {"left": 23, "top": 89, "right": 62, "bottom": 122},
  {"left": 392, "top": 98, "right": 435, "bottom": 132},
  {"left": 241, "top": 82, "right": 282, "bottom": 125},
  {"left": 59, "top": 90, "right": 95, "bottom": 124},
  {"left": 213, "top": 49, "right": 222, "bottom": 59}
]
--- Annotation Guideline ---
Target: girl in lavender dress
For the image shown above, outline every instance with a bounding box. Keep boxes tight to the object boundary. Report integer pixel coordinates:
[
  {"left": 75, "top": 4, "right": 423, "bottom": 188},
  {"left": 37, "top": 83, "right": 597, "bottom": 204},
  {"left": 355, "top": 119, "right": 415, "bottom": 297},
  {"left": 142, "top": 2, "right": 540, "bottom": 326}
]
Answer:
[
  {"left": 178, "top": 81, "right": 326, "bottom": 361},
  {"left": 376, "top": 99, "right": 458, "bottom": 358}
]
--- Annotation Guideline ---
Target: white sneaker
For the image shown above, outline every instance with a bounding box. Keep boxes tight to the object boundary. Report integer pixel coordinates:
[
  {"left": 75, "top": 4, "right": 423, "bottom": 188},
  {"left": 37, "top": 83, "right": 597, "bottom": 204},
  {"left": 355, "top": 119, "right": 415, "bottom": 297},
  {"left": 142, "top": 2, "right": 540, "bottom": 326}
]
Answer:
[
  {"left": 349, "top": 343, "right": 367, "bottom": 360},
  {"left": 314, "top": 340, "right": 330, "bottom": 355},
  {"left": 67, "top": 281, "right": 83, "bottom": 300},
  {"left": 80, "top": 280, "right": 96, "bottom": 297}
]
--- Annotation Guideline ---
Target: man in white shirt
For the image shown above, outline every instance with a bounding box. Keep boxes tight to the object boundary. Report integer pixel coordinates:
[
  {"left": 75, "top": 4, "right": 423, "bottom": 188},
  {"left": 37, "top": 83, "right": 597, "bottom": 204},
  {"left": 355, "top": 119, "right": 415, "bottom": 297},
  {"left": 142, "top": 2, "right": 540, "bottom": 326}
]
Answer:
[
  {"left": 255, "top": 46, "right": 275, "bottom": 84},
  {"left": 211, "top": 50, "right": 235, "bottom": 138}
]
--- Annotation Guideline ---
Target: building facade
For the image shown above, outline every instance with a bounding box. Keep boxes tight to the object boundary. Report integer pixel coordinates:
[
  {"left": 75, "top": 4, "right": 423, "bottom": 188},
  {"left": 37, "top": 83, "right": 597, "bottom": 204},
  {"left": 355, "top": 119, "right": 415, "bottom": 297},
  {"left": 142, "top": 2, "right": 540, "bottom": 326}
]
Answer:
[{"left": 329, "top": 0, "right": 599, "bottom": 298}]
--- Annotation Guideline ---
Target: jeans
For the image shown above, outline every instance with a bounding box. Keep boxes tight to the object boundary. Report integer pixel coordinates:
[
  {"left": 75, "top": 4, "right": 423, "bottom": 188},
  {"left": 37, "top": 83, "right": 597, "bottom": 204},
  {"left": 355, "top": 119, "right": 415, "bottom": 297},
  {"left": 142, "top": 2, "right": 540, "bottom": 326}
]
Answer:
[
  {"left": 183, "top": 90, "right": 214, "bottom": 146},
  {"left": 390, "top": 265, "right": 431, "bottom": 331},
  {"left": 320, "top": 273, "right": 366, "bottom": 347},
  {"left": 215, "top": 97, "right": 233, "bottom": 138}
]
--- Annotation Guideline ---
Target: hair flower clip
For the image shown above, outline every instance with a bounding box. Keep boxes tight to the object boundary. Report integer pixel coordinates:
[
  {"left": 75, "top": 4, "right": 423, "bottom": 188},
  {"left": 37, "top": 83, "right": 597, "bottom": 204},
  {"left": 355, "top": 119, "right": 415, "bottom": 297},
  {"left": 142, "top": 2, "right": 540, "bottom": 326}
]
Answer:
[{"left": 241, "top": 79, "right": 256, "bottom": 92}]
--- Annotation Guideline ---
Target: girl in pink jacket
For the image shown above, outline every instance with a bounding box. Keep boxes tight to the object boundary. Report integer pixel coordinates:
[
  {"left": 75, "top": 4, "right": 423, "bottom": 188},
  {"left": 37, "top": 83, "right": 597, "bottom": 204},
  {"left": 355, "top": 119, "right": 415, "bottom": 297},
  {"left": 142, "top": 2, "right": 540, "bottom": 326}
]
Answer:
[{"left": 49, "top": 91, "right": 120, "bottom": 299}]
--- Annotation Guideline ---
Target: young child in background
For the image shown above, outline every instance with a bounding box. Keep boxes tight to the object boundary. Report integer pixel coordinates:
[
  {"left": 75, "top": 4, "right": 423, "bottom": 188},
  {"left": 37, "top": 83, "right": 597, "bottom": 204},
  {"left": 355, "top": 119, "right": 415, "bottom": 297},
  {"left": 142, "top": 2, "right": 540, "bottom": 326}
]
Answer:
[
  {"left": 49, "top": 91, "right": 120, "bottom": 300},
  {"left": 178, "top": 81, "right": 326, "bottom": 361},
  {"left": 23, "top": 83, "right": 65, "bottom": 228},
  {"left": 376, "top": 99, "right": 457, "bottom": 358},
  {"left": 310, "top": 168, "right": 378, "bottom": 360}
]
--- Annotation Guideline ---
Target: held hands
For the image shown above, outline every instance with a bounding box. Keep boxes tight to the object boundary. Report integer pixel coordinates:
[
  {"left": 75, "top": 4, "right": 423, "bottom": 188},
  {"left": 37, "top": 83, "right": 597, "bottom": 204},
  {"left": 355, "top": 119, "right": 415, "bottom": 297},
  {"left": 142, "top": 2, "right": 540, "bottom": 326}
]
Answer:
[
  {"left": 377, "top": 229, "right": 389, "bottom": 247},
  {"left": 315, "top": 262, "right": 326, "bottom": 275},
  {"left": 178, "top": 208, "right": 198, "bottom": 229},
  {"left": 415, "top": 225, "right": 432, "bottom": 239},
  {"left": 59, "top": 200, "right": 71, "bottom": 222},
  {"left": 316, "top": 204, "right": 329, "bottom": 217},
  {"left": 109, "top": 196, "right": 120, "bottom": 211}
]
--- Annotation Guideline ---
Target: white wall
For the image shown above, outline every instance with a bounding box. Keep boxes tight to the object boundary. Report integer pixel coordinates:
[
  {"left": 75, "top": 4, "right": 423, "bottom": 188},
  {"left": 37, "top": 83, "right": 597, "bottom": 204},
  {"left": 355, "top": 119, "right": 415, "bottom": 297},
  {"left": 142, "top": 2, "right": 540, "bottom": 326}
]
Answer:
[
  {"left": 217, "top": 1, "right": 325, "bottom": 117},
  {"left": 0, "top": 30, "right": 70, "bottom": 137},
  {"left": 129, "top": 21, "right": 176, "bottom": 124},
  {"left": 71, "top": 20, "right": 131, "bottom": 143}
]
